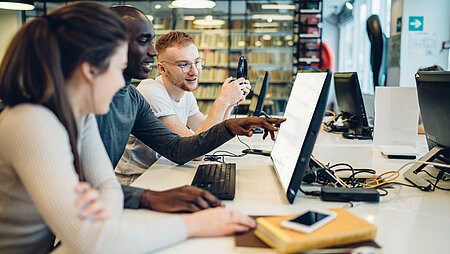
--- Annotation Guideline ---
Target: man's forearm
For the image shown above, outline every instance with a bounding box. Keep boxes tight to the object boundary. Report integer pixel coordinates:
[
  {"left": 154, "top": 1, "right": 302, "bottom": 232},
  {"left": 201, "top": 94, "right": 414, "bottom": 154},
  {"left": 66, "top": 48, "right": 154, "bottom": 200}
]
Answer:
[{"left": 195, "top": 98, "right": 229, "bottom": 134}]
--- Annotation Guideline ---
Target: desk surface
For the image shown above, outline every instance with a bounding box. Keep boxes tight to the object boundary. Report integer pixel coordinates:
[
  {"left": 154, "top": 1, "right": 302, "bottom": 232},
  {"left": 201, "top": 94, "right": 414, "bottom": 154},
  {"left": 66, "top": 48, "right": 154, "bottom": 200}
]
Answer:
[{"left": 131, "top": 130, "right": 450, "bottom": 254}]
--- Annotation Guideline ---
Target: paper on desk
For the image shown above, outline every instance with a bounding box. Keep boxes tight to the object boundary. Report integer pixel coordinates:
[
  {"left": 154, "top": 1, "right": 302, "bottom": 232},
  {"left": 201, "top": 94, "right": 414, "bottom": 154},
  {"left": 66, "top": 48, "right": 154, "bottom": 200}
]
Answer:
[{"left": 373, "top": 87, "right": 419, "bottom": 149}]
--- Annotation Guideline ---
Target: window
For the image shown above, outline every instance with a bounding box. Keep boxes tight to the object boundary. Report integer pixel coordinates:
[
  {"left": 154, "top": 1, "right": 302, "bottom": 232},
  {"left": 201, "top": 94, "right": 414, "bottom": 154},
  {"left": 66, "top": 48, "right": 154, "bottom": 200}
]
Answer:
[{"left": 338, "top": 0, "right": 391, "bottom": 95}]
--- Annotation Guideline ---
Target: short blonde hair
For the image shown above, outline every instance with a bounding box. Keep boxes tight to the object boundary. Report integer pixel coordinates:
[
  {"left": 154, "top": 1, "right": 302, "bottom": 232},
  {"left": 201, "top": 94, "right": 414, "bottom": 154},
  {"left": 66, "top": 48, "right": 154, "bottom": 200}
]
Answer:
[{"left": 156, "top": 31, "right": 194, "bottom": 58}]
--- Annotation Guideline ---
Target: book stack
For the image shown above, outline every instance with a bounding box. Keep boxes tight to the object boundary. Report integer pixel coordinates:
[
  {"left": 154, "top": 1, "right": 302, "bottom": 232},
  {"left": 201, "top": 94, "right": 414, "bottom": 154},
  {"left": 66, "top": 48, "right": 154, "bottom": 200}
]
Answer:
[
  {"left": 267, "top": 86, "right": 292, "bottom": 100},
  {"left": 200, "top": 69, "right": 228, "bottom": 82},
  {"left": 247, "top": 52, "right": 292, "bottom": 66},
  {"left": 254, "top": 208, "right": 378, "bottom": 253},
  {"left": 199, "top": 51, "right": 229, "bottom": 66},
  {"left": 192, "top": 85, "right": 221, "bottom": 100},
  {"left": 249, "top": 69, "right": 292, "bottom": 83}
]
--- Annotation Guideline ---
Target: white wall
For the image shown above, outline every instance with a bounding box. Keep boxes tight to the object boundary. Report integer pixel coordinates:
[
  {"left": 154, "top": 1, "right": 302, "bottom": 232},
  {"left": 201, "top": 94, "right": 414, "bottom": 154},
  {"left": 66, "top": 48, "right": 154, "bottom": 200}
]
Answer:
[
  {"left": 398, "top": 0, "right": 450, "bottom": 86},
  {"left": 0, "top": 10, "right": 20, "bottom": 63}
]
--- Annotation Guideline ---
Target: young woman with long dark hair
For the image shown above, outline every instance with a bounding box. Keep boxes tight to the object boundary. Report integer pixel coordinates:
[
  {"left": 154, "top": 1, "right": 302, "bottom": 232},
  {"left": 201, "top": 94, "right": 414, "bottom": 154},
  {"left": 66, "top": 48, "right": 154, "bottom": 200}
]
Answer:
[{"left": 0, "top": 2, "right": 254, "bottom": 253}]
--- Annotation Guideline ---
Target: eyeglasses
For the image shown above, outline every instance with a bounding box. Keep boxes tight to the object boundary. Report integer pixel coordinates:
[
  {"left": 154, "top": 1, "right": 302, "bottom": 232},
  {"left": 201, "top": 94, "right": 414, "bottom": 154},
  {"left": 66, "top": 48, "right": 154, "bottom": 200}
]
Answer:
[{"left": 160, "top": 58, "right": 206, "bottom": 73}]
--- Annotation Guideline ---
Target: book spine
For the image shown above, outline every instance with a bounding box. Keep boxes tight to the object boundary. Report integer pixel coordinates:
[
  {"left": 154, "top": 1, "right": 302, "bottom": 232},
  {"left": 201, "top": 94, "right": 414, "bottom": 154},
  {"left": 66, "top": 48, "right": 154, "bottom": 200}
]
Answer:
[{"left": 285, "top": 227, "right": 377, "bottom": 253}]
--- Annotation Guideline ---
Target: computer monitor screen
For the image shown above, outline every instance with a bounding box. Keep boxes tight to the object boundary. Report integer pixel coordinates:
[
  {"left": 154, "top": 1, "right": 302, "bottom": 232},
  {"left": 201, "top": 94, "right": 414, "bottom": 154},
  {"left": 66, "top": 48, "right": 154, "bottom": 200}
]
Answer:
[
  {"left": 334, "top": 72, "right": 369, "bottom": 133},
  {"left": 416, "top": 71, "right": 450, "bottom": 157},
  {"left": 248, "top": 71, "right": 269, "bottom": 117},
  {"left": 271, "top": 69, "right": 331, "bottom": 204}
]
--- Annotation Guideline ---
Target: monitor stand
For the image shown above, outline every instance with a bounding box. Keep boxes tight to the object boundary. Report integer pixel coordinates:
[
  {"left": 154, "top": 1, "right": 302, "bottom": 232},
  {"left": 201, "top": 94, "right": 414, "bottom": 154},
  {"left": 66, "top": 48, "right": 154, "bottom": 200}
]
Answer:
[
  {"left": 403, "top": 147, "right": 449, "bottom": 191},
  {"left": 244, "top": 111, "right": 282, "bottom": 155}
]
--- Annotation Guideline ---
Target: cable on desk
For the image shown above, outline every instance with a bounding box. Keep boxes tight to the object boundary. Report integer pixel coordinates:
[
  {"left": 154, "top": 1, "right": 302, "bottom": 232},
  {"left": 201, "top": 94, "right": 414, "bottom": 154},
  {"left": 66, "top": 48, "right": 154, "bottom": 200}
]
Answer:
[
  {"left": 422, "top": 169, "right": 450, "bottom": 181},
  {"left": 432, "top": 185, "right": 450, "bottom": 191},
  {"left": 376, "top": 187, "right": 389, "bottom": 196},
  {"left": 298, "top": 186, "right": 321, "bottom": 197}
]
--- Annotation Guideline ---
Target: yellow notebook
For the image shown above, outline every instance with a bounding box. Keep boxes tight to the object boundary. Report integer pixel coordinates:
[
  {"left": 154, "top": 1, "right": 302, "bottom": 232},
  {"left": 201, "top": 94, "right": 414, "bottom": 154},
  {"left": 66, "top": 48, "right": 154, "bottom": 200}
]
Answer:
[{"left": 254, "top": 208, "right": 377, "bottom": 253}]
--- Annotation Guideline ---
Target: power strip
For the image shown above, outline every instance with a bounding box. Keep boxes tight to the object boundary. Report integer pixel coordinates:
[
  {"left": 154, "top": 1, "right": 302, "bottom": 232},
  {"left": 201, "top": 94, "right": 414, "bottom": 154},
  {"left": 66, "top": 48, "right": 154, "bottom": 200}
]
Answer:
[{"left": 320, "top": 186, "right": 380, "bottom": 202}]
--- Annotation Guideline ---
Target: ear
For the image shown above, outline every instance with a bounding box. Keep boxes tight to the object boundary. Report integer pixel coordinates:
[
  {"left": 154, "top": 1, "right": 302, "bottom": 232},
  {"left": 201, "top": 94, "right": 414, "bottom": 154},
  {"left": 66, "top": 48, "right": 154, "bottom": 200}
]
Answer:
[
  {"left": 80, "top": 62, "right": 100, "bottom": 84},
  {"left": 157, "top": 62, "right": 166, "bottom": 74}
]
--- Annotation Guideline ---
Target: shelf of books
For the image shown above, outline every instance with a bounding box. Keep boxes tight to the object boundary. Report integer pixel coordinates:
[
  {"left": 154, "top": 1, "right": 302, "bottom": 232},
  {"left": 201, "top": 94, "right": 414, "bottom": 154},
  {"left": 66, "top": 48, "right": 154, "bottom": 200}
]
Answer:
[
  {"left": 293, "top": 0, "right": 324, "bottom": 72},
  {"left": 147, "top": 0, "right": 295, "bottom": 115}
]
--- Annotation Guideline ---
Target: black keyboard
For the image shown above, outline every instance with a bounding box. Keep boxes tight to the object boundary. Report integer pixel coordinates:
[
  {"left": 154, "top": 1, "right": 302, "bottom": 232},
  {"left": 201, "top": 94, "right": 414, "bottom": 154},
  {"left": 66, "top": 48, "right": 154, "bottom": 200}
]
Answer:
[{"left": 191, "top": 163, "right": 236, "bottom": 200}]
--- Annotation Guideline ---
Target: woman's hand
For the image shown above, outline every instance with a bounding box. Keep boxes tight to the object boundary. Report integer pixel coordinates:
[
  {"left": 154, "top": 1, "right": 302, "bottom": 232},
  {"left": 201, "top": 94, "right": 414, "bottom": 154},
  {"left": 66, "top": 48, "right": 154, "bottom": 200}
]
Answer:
[
  {"left": 181, "top": 207, "right": 256, "bottom": 237},
  {"left": 74, "top": 182, "right": 109, "bottom": 222}
]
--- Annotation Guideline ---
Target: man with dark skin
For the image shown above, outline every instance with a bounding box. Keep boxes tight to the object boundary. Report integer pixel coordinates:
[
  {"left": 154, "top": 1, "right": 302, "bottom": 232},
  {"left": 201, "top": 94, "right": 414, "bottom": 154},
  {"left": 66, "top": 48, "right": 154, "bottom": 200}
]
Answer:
[{"left": 95, "top": 6, "right": 285, "bottom": 213}]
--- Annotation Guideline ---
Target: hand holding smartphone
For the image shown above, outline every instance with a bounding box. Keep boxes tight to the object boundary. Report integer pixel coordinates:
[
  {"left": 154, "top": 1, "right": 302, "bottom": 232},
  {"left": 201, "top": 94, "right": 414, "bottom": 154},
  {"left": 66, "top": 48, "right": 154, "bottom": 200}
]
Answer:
[{"left": 281, "top": 209, "right": 337, "bottom": 234}]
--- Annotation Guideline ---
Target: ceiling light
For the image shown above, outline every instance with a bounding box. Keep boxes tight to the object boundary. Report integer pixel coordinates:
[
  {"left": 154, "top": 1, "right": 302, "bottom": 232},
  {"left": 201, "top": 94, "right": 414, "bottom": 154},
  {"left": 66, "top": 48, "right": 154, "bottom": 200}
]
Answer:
[
  {"left": 153, "top": 24, "right": 166, "bottom": 29},
  {"left": 146, "top": 15, "right": 154, "bottom": 22},
  {"left": 253, "top": 28, "right": 279, "bottom": 33},
  {"left": 205, "top": 15, "right": 213, "bottom": 21},
  {"left": 267, "top": 17, "right": 273, "bottom": 23},
  {"left": 183, "top": 16, "right": 196, "bottom": 21},
  {"left": 262, "top": 35, "right": 272, "bottom": 40},
  {"left": 171, "top": 0, "right": 216, "bottom": 9},
  {"left": 252, "top": 14, "right": 293, "bottom": 21},
  {"left": 155, "top": 4, "right": 161, "bottom": 9},
  {"left": 253, "top": 22, "right": 280, "bottom": 27},
  {"left": 345, "top": 2, "right": 353, "bottom": 10},
  {"left": 0, "top": 0, "right": 34, "bottom": 10},
  {"left": 261, "top": 4, "right": 295, "bottom": 10},
  {"left": 193, "top": 18, "right": 225, "bottom": 26}
]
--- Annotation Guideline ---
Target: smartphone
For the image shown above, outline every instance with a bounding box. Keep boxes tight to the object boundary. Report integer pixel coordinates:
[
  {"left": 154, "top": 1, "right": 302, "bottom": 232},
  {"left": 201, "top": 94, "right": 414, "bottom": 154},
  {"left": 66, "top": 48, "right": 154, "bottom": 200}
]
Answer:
[{"left": 281, "top": 209, "right": 337, "bottom": 234}]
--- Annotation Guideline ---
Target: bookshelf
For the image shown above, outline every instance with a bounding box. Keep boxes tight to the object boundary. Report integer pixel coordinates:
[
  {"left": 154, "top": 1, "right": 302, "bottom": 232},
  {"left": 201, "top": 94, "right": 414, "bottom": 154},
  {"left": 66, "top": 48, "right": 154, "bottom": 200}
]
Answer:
[
  {"left": 293, "top": 0, "right": 324, "bottom": 72},
  {"left": 148, "top": 0, "right": 295, "bottom": 115}
]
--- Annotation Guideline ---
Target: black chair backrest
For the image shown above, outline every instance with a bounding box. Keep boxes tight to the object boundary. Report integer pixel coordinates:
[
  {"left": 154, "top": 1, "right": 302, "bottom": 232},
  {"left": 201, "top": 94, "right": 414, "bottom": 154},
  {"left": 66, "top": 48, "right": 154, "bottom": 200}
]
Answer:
[{"left": 366, "top": 15, "right": 387, "bottom": 89}]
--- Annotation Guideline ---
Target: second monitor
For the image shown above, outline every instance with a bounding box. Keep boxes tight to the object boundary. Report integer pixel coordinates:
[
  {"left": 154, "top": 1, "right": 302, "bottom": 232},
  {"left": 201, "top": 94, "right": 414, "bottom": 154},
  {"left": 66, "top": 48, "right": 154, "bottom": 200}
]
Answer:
[
  {"left": 247, "top": 71, "right": 269, "bottom": 117},
  {"left": 334, "top": 72, "right": 372, "bottom": 139}
]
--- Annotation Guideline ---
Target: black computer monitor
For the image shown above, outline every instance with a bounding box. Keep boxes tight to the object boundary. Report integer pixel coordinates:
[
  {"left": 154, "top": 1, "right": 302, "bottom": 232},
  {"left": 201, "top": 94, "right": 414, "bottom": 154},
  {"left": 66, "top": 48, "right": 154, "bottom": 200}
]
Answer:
[
  {"left": 334, "top": 72, "right": 371, "bottom": 138},
  {"left": 248, "top": 71, "right": 269, "bottom": 117},
  {"left": 404, "top": 71, "right": 450, "bottom": 191},
  {"left": 271, "top": 69, "right": 332, "bottom": 204}
]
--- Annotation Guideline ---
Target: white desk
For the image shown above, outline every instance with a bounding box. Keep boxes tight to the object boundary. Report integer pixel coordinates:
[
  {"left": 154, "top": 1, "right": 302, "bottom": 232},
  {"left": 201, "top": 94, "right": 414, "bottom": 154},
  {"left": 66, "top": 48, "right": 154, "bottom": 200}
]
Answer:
[{"left": 131, "top": 130, "right": 450, "bottom": 254}]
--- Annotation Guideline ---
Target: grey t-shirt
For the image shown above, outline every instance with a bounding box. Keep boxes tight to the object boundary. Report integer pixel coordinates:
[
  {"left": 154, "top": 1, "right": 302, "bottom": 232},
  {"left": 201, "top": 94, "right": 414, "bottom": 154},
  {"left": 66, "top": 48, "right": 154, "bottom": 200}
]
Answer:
[{"left": 95, "top": 78, "right": 234, "bottom": 208}]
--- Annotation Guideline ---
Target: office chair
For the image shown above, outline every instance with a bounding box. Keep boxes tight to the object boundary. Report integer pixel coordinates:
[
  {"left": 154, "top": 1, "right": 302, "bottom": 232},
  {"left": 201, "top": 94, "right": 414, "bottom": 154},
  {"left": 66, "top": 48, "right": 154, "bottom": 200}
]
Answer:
[{"left": 366, "top": 15, "right": 387, "bottom": 89}]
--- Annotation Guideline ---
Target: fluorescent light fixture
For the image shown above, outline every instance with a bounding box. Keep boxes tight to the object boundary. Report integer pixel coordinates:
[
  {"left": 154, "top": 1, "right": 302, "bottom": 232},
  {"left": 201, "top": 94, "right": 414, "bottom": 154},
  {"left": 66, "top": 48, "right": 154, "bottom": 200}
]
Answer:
[
  {"left": 252, "top": 28, "right": 279, "bottom": 33},
  {"left": 0, "top": 0, "right": 34, "bottom": 10},
  {"left": 267, "top": 17, "right": 273, "bottom": 23},
  {"left": 171, "top": 0, "right": 216, "bottom": 9},
  {"left": 183, "top": 16, "right": 196, "bottom": 21},
  {"left": 262, "top": 35, "right": 272, "bottom": 40},
  {"left": 205, "top": 15, "right": 213, "bottom": 21},
  {"left": 252, "top": 22, "right": 280, "bottom": 27},
  {"left": 153, "top": 24, "right": 166, "bottom": 29},
  {"left": 345, "top": 2, "right": 353, "bottom": 10},
  {"left": 252, "top": 14, "right": 293, "bottom": 21},
  {"left": 255, "top": 41, "right": 262, "bottom": 47},
  {"left": 238, "top": 41, "right": 245, "bottom": 47},
  {"left": 261, "top": 4, "right": 295, "bottom": 10},
  {"left": 146, "top": 15, "right": 154, "bottom": 22},
  {"left": 193, "top": 18, "right": 225, "bottom": 26},
  {"left": 155, "top": 4, "right": 161, "bottom": 9}
]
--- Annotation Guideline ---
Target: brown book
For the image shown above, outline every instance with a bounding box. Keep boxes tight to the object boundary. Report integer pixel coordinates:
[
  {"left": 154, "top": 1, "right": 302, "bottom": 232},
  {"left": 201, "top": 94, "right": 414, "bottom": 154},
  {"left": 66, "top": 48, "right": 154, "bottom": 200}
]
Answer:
[
  {"left": 252, "top": 208, "right": 378, "bottom": 253},
  {"left": 234, "top": 227, "right": 381, "bottom": 253}
]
